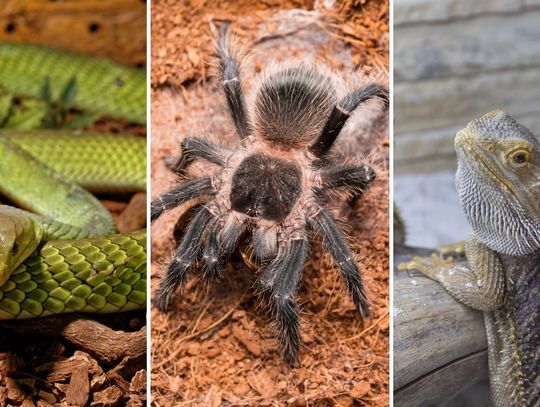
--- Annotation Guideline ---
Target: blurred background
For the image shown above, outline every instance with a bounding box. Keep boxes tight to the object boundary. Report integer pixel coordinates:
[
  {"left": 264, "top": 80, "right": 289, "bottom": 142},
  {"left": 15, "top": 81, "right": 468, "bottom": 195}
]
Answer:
[
  {"left": 394, "top": 0, "right": 540, "bottom": 248},
  {"left": 0, "top": 0, "right": 146, "bottom": 66}
]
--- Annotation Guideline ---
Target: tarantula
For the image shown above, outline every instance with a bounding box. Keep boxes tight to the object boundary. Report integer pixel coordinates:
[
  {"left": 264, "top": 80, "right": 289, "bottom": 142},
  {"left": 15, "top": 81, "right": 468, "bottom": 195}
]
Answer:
[{"left": 151, "top": 24, "right": 388, "bottom": 364}]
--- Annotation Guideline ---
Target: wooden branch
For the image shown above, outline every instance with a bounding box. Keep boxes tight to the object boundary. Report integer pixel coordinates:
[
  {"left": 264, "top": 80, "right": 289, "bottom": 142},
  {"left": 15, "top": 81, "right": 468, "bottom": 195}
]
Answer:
[
  {"left": 0, "top": 0, "right": 146, "bottom": 65},
  {"left": 396, "top": 350, "right": 489, "bottom": 406},
  {"left": 0, "top": 314, "right": 146, "bottom": 366},
  {"left": 394, "top": 245, "right": 488, "bottom": 406}
]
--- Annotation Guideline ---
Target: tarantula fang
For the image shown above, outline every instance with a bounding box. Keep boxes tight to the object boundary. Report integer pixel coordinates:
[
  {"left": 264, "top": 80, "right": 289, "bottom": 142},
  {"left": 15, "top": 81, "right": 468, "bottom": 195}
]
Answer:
[{"left": 151, "top": 23, "right": 388, "bottom": 364}]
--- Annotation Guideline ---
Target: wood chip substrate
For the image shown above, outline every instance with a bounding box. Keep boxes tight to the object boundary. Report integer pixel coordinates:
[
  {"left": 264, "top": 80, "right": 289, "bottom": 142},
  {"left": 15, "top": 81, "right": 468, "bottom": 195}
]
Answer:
[{"left": 0, "top": 188, "right": 147, "bottom": 406}]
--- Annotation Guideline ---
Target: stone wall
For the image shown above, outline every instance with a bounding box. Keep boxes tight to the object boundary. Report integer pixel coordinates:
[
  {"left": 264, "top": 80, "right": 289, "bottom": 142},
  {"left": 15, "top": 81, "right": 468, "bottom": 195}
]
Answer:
[{"left": 394, "top": 0, "right": 540, "bottom": 173}]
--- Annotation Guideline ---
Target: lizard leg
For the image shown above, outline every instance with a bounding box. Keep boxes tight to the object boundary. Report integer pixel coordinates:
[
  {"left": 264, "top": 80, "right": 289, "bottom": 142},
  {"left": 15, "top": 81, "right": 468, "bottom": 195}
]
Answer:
[
  {"left": 398, "top": 236, "right": 505, "bottom": 311},
  {"left": 437, "top": 240, "right": 466, "bottom": 257}
]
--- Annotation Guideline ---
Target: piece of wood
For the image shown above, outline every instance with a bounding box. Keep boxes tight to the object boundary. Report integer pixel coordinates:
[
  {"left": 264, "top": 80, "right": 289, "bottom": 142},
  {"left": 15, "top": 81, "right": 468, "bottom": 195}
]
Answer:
[
  {"left": 0, "top": 315, "right": 146, "bottom": 366},
  {"left": 117, "top": 192, "right": 147, "bottom": 233},
  {"left": 0, "top": 0, "right": 146, "bottom": 66},
  {"left": 396, "top": 350, "right": 489, "bottom": 407},
  {"left": 65, "top": 365, "right": 90, "bottom": 406},
  {"left": 90, "top": 385, "right": 123, "bottom": 407},
  {"left": 394, "top": 245, "right": 488, "bottom": 406},
  {"left": 36, "top": 353, "right": 103, "bottom": 383}
]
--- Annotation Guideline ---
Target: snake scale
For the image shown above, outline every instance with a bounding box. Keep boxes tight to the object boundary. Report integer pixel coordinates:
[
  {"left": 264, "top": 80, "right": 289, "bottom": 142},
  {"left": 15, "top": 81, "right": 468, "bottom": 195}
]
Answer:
[
  {"left": 0, "top": 43, "right": 146, "bottom": 125},
  {"left": 0, "top": 43, "right": 147, "bottom": 319}
]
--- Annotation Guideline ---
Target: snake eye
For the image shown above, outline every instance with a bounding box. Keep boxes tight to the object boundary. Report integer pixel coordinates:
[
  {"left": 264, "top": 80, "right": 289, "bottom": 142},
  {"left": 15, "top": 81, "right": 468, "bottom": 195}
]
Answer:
[{"left": 509, "top": 149, "right": 530, "bottom": 167}]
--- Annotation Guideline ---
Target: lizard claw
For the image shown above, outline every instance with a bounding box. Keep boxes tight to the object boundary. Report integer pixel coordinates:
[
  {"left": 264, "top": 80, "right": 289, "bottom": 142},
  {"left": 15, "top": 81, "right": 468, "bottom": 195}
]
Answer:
[{"left": 398, "top": 254, "right": 455, "bottom": 279}]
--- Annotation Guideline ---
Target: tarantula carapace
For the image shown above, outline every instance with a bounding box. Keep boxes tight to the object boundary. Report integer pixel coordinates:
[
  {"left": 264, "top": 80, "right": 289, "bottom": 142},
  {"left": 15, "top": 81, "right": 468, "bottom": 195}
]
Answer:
[{"left": 151, "top": 25, "right": 388, "bottom": 364}]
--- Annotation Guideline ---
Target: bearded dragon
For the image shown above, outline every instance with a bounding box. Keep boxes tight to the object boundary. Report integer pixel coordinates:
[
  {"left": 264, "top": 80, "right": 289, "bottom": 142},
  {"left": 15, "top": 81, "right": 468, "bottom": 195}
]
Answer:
[{"left": 399, "top": 110, "right": 540, "bottom": 406}]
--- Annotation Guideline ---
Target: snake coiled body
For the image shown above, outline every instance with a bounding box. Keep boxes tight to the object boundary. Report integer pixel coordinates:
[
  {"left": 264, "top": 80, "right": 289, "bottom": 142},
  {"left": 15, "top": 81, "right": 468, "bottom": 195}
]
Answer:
[
  {"left": 0, "top": 132, "right": 147, "bottom": 320},
  {"left": 0, "top": 44, "right": 147, "bottom": 320},
  {"left": 0, "top": 228, "right": 146, "bottom": 319}
]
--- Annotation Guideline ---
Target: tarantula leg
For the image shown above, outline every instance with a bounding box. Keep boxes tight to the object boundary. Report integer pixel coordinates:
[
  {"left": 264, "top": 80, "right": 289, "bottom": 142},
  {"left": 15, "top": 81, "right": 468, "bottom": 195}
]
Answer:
[
  {"left": 309, "top": 84, "right": 388, "bottom": 157},
  {"left": 257, "top": 237, "right": 309, "bottom": 364},
  {"left": 201, "top": 227, "right": 222, "bottom": 278},
  {"left": 309, "top": 208, "right": 370, "bottom": 318},
  {"left": 172, "top": 203, "right": 204, "bottom": 244},
  {"left": 219, "top": 215, "right": 248, "bottom": 254},
  {"left": 153, "top": 207, "right": 216, "bottom": 312},
  {"left": 150, "top": 177, "right": 217, "bottom": 222},
  {"left": 217, "top": 22, "right": 249, "bottom": 139},
  {"left": 202, "top": 215, "right": 246, "bottom": 279},
  {"left": 165, "top": 137, "right": 232, "bottom": 175},
  {"left": 320, "top": 164, "right": 376, "bottom": 201},
  {"left": 252, "top": 226, "right": 278, "bottom": 262}
]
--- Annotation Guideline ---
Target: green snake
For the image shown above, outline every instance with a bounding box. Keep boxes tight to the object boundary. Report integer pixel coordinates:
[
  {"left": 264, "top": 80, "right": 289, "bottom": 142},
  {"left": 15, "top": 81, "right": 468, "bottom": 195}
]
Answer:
[
  {"left": 0, "top": 44, "right": 146, "bottom": 319},
  {"left": 0, "top": 43, "right": 146, "bottom": 125}
]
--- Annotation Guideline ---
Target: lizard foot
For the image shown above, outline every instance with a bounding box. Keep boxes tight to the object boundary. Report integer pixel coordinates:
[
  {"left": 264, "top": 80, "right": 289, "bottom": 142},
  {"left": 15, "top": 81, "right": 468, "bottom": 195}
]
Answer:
[
  {"left": 437, "top": 241, "right": 466, "bottom": 257},
  {"left": 398, "top": 254, "right": 455, "bottom": 281}
]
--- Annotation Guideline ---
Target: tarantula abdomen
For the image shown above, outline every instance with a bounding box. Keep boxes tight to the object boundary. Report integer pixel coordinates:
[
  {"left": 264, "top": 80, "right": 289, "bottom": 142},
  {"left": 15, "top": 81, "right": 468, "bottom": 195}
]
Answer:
[
  {"left": 230, "top": 153, "right": 302, "bottom": 222},
  {"left": 254, "top": 65, "right": 337, "bottom": 150}
]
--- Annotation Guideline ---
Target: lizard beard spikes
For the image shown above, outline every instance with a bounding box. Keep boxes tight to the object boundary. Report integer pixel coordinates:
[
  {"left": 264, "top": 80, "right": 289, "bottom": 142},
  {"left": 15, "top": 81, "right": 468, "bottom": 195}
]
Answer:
[
  {"left": 457, "top": 170, "right": 540, "bottom": 256},
  {"left": 455, "top": 113, "right": 540, "bottom": 256}
]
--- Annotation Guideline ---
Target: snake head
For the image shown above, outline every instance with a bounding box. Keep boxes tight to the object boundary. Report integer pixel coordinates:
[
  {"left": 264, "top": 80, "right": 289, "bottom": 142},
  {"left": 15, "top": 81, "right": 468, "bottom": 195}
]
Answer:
[{"left": 0, "top": 206, "right": 42, "bottom": 286}]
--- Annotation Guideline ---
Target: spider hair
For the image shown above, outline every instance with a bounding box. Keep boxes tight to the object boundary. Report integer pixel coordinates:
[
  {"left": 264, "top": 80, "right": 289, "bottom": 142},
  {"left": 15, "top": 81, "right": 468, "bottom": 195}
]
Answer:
[{"left": 151, "top": 21, "right": 387, "bottom": 364}]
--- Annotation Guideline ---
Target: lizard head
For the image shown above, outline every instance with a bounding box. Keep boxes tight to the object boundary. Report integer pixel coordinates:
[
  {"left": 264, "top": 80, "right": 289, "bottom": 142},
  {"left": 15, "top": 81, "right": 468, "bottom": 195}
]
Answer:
[{"left": 455, "top": 110, "right": 540, "bottom": 256}]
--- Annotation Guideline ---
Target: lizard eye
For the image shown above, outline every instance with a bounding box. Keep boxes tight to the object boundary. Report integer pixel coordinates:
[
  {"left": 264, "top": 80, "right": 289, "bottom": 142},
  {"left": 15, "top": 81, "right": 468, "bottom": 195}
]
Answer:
[{"left": 509, "top": 149, "right": 531, "bottom": 168}]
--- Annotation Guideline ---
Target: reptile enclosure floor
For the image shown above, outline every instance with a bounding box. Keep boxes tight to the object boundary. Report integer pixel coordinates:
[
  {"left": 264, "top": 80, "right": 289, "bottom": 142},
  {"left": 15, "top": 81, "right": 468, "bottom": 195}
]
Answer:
[{"left": 151, "top": 0, "right": 389, "bottom": 405}]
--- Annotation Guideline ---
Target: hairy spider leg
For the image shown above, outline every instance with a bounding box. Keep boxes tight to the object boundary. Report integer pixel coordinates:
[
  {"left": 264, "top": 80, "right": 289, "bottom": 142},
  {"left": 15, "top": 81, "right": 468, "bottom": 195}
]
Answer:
[
  {"left": 256, "top": 235, "right": 310, "bottom": 364},
  {"left": 150, "top": 177, "right": 217, "bottom": 222},
  {"left": 252, "top": 226, "right": 278, "bottom": 261},
  {"left": 309, "top": 84, "right": 389, "bottom": 157},
  {"left": 217, "top": 22, "right": 250, "bottom": 139},
  {"left": 165, "top": 137, "right": 232, "bottom": 175},
  {"left": 319, "top": 164, "right": 376, "bottom": 204},
  {"left": 153, "top": 207, "right": 217, "bottom": 311},
  {"left": 201, "top": 214, "right": 247, "bottom": 279},
  {"left": 201, "top": 221, "right": 223, "bottom": 278},
  {"left": 309, "top": 208, "right": 370, "bottom": 317}
]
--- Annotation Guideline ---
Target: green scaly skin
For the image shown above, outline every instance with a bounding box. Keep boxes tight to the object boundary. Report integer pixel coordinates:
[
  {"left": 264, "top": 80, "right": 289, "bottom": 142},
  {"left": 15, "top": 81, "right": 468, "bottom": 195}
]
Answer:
[
  {"left": 0, "top": 132, "right": 147, "bottom": 319},
  {"left": 0, "top": 43, "right": 146, "bottom": 124},
  {"left": 2, "top": 130, "right": 146, "bottom": 195}
]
